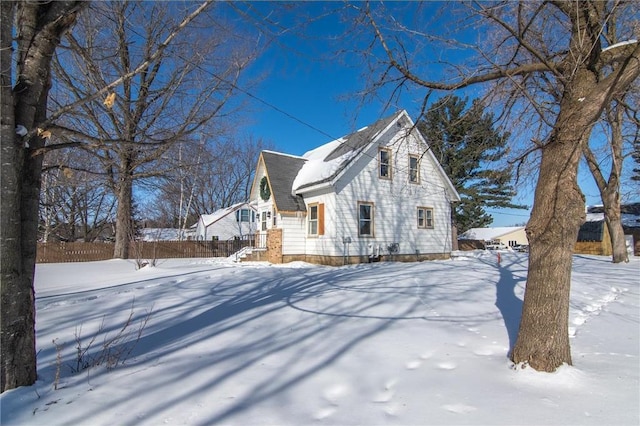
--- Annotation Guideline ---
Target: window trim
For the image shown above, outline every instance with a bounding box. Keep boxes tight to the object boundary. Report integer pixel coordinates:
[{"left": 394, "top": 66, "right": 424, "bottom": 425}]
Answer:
[
  {"left": 237, "top": 208, "right": 252, "bottom": 223},
  {"left": 417, "top": 207, "right": 434, "bottom": 229},
  {"left": 358, "top": 201, "right": 375, "bottom": 237},
  {"left": 308, "top": 204, "right": 319, "bottom": 236},
  {"left": 307, "top": 203, "right": 324, "bottom": 237},
  {"left": 408, "top": 154, "right": 420, "bottom": 184},
  {"left": 378, "top": 148, "right": 392, "bottom": 180},
  {"left": 261, "top": 211, "right": 267, "bottom": 231}
]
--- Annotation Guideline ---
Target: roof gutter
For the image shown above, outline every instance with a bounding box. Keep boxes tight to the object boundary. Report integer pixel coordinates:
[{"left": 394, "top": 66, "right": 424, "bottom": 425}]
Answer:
[{"left": 294, "top": 180, "right": 333, "bottom": 196}]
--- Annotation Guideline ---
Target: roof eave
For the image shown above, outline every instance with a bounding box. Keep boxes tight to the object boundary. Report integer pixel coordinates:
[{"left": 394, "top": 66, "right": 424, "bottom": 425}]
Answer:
[{"left": 295, "top": 180, "right": 333, "bottom": 195}]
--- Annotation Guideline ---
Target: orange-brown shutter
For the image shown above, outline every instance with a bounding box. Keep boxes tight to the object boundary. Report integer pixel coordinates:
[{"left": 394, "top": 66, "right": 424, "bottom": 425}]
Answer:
[{"left": 318, "top": 203, "right": 325, "bottom": 235}]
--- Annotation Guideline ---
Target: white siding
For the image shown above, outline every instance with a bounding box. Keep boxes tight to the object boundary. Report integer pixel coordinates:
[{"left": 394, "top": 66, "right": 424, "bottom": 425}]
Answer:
[
  {"left": 299, "top": 192, "right": 341, "bottom": 256},
  {"left": 325, "top": 128, "right": 454, "bottom": 258},
  {"left": 196, "top": 211, "right": 256, "bottom": 241},
  {"left": 281, "top": 213, "right": 307, "bottom": 255}
]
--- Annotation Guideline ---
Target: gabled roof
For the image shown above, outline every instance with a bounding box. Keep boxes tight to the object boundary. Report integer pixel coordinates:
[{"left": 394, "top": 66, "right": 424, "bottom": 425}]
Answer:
[
  {"left": 292, "top": 111, "right": 403, "bottom": 192},
  {"left": 197, "top": 202, "right": 255, "bottom": 228},
  {"left": 261, "top": 151, "right": 307, "bottom": 213},
  {"left": 585, "top": 203, "right": 640, "bottom": 228},
  {"left": 458, "top": 226, "right": 525, "bottom": 241},
  {"left": 253, "top": 109, "right": 460, "bottom": 210}
]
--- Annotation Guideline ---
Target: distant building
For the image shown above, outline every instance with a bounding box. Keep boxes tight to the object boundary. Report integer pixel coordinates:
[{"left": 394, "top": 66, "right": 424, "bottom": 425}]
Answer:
[
  {"left": 458, "top": 226, "right": 528, "bottom": 249},
  {"left": 575, "top": 203, "right": 640, "bottom": 256},
  {"left": 192, "top": 202, "right": 257, "bottom": 241}
]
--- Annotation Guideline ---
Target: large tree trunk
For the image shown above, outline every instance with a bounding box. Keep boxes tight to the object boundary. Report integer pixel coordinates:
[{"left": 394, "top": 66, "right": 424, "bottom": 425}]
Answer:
[
  {"left": 511, "top": 137, "right": 584, "bottom": 371},
  {"left": 512, "top": 70, "right": 599, "bottom": 371},
  {"left": 510, "top": 4, "right": 640, "bottom": 372},
  {"left": 113, "top": 175, "right": 134, "bottom": 259},
  {"left": 0, "top": 1, "right": 34, "bottom": 392},
  {"left": 603, "top": 193, "right": 628, "bottom": 263},
  {"left": 1, "top": 0, "right": 86, "bottom": 392}
]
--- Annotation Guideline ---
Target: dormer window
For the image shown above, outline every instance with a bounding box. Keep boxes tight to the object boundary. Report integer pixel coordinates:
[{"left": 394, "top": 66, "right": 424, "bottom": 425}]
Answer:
[{"left": 379, "top": 148, "right": 392, "bottom": 179}]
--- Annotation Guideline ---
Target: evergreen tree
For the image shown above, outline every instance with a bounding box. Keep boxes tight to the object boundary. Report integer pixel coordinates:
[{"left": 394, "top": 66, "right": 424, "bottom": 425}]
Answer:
[{"left": 418, "top": 96, "right": 525, "bottom": 233}]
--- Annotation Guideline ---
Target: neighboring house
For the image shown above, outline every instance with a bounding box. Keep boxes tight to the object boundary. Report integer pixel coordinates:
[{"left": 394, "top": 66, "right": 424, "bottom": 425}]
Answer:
[
  {"left": 247, "top": 110, "right": 461, "bottom": 265},
  {"left": 193, "top": 202, "right": 257, "bottom": 241},
  {"left": 575, "top": 203, "right": 640, "bottom": 256},
  {"left": 458, "top": 226, "right": 528, "bottom": 249},
  {"left": 140, "top": 228, "right": 187, "bottom": 241}
]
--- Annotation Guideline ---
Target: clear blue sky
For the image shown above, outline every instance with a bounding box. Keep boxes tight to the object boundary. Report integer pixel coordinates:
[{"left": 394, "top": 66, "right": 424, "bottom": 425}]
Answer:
[{"left": 230, "top": 2, "right": 609, "bottom": 228}]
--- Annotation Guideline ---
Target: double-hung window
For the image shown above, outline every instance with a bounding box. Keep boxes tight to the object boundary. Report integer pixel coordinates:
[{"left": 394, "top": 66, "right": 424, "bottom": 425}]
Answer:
[
  {"left": 417, "top": 207, "right": 434, "bottom": 229},
  {"left": 379, "top": 148, "right": 392, "bottom": 179},
  {"left": 261, "top": 211, "right": 267, "bottom": 231},
  {"left": 236, "top": 208, "right": 252, "bottom": 223},
  {"left": 308, "top": 203, "right": 324, "bottom": 236},
  {"left": 409, "top": 155, "right": 420, "bottom": 184},
  {"left": 358, "top": 202, "right": 374, "bottom": 236}
]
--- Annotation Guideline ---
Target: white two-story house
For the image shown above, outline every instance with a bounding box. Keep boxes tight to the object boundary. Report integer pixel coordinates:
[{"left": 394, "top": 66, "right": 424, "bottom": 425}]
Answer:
[{"left": 249, "top": 110, "right": 460, "bottom": 265}]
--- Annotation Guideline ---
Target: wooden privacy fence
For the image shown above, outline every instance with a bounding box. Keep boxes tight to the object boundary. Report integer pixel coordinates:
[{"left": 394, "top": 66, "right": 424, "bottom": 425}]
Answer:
[{"left": 36, "top": 238, "right": 255, "bottom": 263}]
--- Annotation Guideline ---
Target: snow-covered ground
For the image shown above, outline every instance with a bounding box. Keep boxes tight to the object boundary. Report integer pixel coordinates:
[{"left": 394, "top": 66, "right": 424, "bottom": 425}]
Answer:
[{"left": 1, "top": 251, "right": 638, "bottom": 425}]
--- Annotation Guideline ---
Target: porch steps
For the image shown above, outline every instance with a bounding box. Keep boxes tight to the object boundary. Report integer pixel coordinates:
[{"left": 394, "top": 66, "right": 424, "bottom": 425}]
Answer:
[{"left": 229, "top": 246, "right": 267, "bottom": 263}]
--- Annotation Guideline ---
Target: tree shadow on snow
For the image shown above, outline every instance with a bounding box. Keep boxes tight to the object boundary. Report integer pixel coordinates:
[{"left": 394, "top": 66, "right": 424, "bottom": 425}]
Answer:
[
  {"left": 478, "top": 253, "right": 526, "bottom": 356},
  {"left": 30, "top": 258, "right": 525, "bottom": 425},
  {"left": 44, "top": 264, "right": 430, "bottom": 426}
]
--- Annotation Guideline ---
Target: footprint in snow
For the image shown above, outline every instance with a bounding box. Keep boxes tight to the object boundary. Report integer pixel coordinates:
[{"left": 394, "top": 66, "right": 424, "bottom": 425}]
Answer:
[
  {"left": 420, "top": 351, "right": 435, "bottom": 360},
  {"left": 315, "top": 384, "right": 349, "bottom": 420},
  {"left": 314, "top": 406, "right": 336, "bottom": 420},
  {"left": 473, "top": 343, "right": 508, "bottom": 357},
  {"left": 373, "top": 379, "right": 397, "bottom": 403},
  {"left": 437, "top": 361, "right": 457, "bottom": 370},
  {"left": 442, "top": 403, "right": 477, "bottom": 414},
  {"left": 570, "top": 286, "right": 625, "bottom": 338},
  {"left": 322, "top": 383, "right": 349, "bottom": 405},
  {"left": 405, "top": 359, "right": 422, "bottom": 370},
  {"left": 473, "top": 347, "right": 494, "bottom": 356}
]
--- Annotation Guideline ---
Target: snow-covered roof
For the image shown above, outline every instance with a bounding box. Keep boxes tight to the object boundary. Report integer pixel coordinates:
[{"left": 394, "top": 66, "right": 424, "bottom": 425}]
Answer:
[
  {"left": 292, "top": 112, "right": 402, "bottom": 192},
  {"left": 458, "top": 226, "right": 525, "bottom": 241},
  {"left": 140, "top": 228, "right": 186, "bottom": 241},
  {"left": 585, "top": 213, "right": 640, "bottom": 228},
  {"left": 585, "top": 203, "right": 640, "bottom": 228},
  {"left": 254, "top": 109, "right": 459, "bottom": 207},
  {"left": 197, "top": 202, "right": 254, "bottom": 228}
]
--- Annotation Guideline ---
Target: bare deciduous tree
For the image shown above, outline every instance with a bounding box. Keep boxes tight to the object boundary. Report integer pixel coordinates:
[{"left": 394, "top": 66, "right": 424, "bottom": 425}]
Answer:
[
  {"left": 581, "top": 15, "right": 639, "bottom": 264},
  {"left": 40, "top": 147, "right": 116, "bottom": 242},
  {"left": 1, "top": 0, "right": 219, "bottom": 392},
  {"left": 50, "top": 1, "right": 256, "bottom": 259},
  {"left": 583, "top": 96, "right": 637, "bottom": 263},
  {"left": 351, "top": 1, "right": 639, "bottom": 371},
  {"left": 146, "top": 135, "right": 271, "bottom": 230}
]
